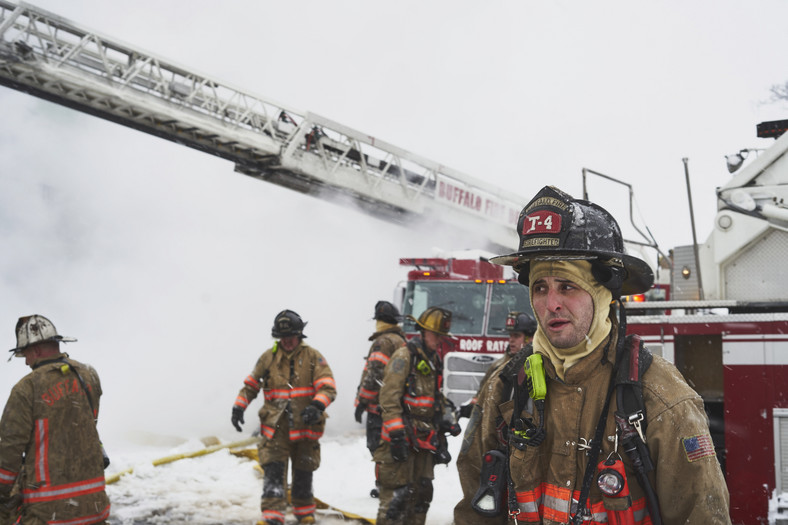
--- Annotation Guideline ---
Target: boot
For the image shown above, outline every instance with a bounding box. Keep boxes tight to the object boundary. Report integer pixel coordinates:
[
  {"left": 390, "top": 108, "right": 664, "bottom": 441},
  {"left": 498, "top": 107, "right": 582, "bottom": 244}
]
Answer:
[{"left": 298, "top": 515, "right": 315, "bottom": 524}]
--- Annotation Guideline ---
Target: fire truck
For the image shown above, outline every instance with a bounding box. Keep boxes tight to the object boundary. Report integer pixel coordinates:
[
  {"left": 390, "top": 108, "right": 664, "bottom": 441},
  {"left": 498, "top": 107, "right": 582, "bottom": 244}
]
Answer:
[
  {"left": 621, "top": 119, "right": 788, "bottom": 525},
  {"left": 395, "top": 254, "right": 534, "bottom": 406}
]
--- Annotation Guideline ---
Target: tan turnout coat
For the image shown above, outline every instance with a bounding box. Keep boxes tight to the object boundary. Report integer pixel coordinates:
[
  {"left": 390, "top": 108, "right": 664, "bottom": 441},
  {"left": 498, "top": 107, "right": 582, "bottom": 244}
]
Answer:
[
  {"left": 234, "top": 341, "right": 336, "bottom": 442},
  {"left": 478, "top": 333, "right": 732, "bottom": 524},
  {"left": 0, "top": 353, "right": 110, "bottom": 525}
]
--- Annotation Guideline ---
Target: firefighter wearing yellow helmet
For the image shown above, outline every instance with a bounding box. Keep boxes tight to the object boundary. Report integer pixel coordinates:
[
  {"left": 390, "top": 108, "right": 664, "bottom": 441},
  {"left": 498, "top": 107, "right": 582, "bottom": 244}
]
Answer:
[{"left": 373, "top": 306, "right": 456, "bottom": 525}]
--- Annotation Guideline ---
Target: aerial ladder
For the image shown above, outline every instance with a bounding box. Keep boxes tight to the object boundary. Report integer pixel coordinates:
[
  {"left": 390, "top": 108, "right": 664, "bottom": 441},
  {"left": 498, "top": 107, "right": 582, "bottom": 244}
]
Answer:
[{"left": 0, "top": 1, "right": 525, "bottom": 251}]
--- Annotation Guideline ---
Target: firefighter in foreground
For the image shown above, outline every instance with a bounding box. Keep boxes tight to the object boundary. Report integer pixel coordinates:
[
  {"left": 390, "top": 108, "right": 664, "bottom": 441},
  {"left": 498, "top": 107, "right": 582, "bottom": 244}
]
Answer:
[
  {"left": 374, "top": 306, "right": 457, "bottom": 525},
  {"left": 231, "top": 310, "right": 336, "bottom": 525},
  {"left": 353, "top": 300, "right": 407, "bottom": 498},
  {"left": 0, "top": 315, "right": 110, "bottom": 525},
  {"left": 472, "top": 186, "right": 731, "bottom": 524},
  {"left": 453, "top": 311, "right": 536, "bottom": 525}
]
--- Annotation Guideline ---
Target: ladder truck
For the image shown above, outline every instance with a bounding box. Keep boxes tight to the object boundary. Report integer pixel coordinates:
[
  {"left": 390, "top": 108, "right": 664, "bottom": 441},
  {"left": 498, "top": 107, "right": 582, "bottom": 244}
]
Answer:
[
  {"left": 0, "top": 0, "right": 525, "bottom": 253},
  {"left": 618, "top": 119, "right": 788, "bottom": 525}
]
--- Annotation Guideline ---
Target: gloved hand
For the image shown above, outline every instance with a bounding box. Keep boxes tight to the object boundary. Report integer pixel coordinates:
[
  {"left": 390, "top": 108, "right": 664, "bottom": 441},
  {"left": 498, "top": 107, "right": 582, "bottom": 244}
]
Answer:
[
  {"left": 458, "top": 402, "right": 474, "bottom": 419},
  {"left": 301, "top": 401, "right": 325, "bottom": 425},
  {"left": 231, "top": 406, "right": 245, "bottom": 432},
  {"left": 354, "top": 403, "right": 366, "bottom": 424},
  {"left": 389, "top": 430, "right": 409, "bottom": 462}
]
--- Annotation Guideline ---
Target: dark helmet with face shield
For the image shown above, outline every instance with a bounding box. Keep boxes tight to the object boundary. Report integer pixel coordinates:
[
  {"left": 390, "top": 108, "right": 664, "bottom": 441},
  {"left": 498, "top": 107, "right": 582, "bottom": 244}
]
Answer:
[
  {"left": 491, "top": 185, "right": 654, "bottom": 298},
  {"left": 271, "top": 309, "right": 307, "bottom": 338},
  {"left": 505, "top": 312, "right": 537, "bottom": 336}
]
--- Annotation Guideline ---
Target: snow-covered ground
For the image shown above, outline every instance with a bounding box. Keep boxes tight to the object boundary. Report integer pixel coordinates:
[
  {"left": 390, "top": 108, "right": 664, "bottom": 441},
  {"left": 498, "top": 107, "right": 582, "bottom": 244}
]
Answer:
[{"left": 105, "top": 429, "right": 463, "bottom": 525}]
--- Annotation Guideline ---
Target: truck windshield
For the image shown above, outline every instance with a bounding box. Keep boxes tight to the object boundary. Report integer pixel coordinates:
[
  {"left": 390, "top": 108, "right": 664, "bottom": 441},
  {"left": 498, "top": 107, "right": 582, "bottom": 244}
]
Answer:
[
  {"left": 486, "top": 282, "right": 533, "bottom": 336},
  {"left": 402, "top": 281, "right": 533, "bottom": 336},
  {"left": 402, "top": 281, "right": 487, "bottom": 335}
]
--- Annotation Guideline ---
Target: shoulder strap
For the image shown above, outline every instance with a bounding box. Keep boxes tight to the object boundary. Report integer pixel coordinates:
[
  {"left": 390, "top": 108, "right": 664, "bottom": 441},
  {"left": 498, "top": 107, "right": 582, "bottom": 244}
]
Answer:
[
  {"left": 57, "top": 358, "right": 98, "bottom": 423},
  {"left": 615, "top": 334, "right": 653, "bottom": 449},
  {"left": 614, "top": 334, "right": 663, "bottom": 525}
]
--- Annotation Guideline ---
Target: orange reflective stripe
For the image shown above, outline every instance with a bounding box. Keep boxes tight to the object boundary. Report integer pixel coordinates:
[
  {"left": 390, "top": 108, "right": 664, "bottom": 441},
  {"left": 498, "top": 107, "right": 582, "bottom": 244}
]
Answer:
[
  {"left": 23, "top": 476, "right": 105, "bottom": 504},
  {"left": 358, "top": 387, "right": 377, "bottom": 401},
  {"left": 404, "top": 395, "right": 434, "bottom": 408},
  {"left": 34, "top": 419, "right": 50, "bottom": 486},
  {"left": 48, "top": 504, "right": 110, "bottom": 525},
  {"left": 368, "top": 351, "right": 390, "bottom": 365},
  {"left": 313, "top": 376, "right": 336, "bottom": 389},
  {"left": 290, "top": 387, "right": 316, "bottom": 398},
  {"left": 293, "top": 504, "right": 316, "bottom": 516},
  {"left": 515, "top": 482, "right": 653, "bottom": 524},
  {"left": 234, "top": 395, "right": 249, "bottom": 409},
  {"left": 0, "top": 467, "right": 16, "bottom": 486},
  {"left": 260, "top": 425, "right": 276, "bottom": 439},
  {"left": 289, "top": 428, "right": 323, "bottom": 441},
  {"left": 261, "top": 509, "right": 284, "bottom": 524},
  {"left": 243, "top": 375, "right": 260, "bottom": 391},
  {"left": 313, "top": 393, "right": 331, "bottom": 408}
]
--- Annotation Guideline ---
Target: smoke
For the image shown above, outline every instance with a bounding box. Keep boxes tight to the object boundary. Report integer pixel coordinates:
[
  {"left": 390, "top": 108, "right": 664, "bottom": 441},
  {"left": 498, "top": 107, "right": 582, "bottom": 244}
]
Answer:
[{"left": 0, "top": 92, "right": 482, "bottom": 446}]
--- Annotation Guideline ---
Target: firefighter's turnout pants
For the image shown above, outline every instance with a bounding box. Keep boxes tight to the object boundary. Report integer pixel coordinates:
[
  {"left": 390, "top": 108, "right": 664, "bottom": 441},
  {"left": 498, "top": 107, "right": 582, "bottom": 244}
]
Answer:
[
  {"left": 374, "top": 441, "right": 434, "bottom": 525},
  {"left": 258, "top": 423, "right": 321, "bottom": 525}
]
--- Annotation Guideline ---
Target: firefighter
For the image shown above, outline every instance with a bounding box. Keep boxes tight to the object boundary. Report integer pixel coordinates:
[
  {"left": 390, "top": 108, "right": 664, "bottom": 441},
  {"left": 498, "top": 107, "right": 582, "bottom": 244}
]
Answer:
[
  {"left": 374, "top": 306, "right": 453, "bottom": 525},
  {"left": 0, "top": 315, "right": 110, "bottom": 525},
  {"left": 231, "top": 309, "right": 336, "bottom": 525},
  {"left": 472, "top": 185, "right": 731, "bottom": 524},
  {"left": 354, "top": 300, "right": 407, "bottom": 498},
  {"left": 453, "top": 311, "right": 536, "bottom": 525}
]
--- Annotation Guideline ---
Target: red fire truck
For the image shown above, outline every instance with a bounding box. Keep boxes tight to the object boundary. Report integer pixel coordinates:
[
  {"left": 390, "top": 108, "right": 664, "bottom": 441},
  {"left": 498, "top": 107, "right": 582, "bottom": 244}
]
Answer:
[
  {"left": 622, "top": 119, "right": 788, "bottom": 525},
  {"left": 395, "top": 255, "right": 534, "bottom": 406}
]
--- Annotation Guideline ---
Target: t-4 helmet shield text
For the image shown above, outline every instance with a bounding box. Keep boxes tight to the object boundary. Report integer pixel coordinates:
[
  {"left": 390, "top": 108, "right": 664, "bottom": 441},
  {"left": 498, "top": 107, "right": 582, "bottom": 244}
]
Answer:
[
  {"left": 9, "top": 314, "right": 77, "bottom": 355},
  {"left": 491, "top": 185, "right": 654, "bottom": 296},
  {"left": 271, "top": 309, "right": 307, "bottom": 338}
]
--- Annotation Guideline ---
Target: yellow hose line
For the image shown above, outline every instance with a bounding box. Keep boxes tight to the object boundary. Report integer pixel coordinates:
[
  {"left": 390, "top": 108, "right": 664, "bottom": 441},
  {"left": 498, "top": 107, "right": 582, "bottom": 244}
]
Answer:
[{"left": 105, "top": 436, "right": 260, "bottom": 485}]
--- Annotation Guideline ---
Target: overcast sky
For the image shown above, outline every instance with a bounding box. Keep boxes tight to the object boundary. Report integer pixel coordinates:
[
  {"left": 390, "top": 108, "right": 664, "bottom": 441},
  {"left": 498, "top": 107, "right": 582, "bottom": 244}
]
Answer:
[{"left": 2, "top": 1, "right": 788, "bottom": 443}]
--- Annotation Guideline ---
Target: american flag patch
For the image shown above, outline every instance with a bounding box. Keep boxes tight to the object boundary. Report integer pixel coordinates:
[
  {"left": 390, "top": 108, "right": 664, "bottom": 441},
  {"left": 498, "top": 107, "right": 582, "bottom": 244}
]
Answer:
[{"left": 682, "top": 434, "right": 716, "bottom": 462}]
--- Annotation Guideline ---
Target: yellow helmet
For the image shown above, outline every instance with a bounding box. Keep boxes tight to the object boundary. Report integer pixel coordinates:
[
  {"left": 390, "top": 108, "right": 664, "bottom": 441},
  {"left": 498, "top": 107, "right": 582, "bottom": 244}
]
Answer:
[{"left": 408, "top": 307, "right": 452, "bottom": 336}]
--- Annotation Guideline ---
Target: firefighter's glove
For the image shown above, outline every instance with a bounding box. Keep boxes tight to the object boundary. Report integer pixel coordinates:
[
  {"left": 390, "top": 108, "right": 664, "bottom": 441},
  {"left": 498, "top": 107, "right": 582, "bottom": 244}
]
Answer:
[
  {"left": 354, "top": 403, "right": 366, "bottom": 424},
  {"left": 389, "top": 430, "right": 409, "bottom": 462},
  {"left": 458, "top": 402, "right": 474, "bottom": 419},
  {"left": 301, "top": 401, "right": 325, "bottom": 425},
  {"left": 231, "top": 406, "right": 245, "bottom": 432},
  {"left": 439, "top": 419, "right": 462, "bottom": 437}
]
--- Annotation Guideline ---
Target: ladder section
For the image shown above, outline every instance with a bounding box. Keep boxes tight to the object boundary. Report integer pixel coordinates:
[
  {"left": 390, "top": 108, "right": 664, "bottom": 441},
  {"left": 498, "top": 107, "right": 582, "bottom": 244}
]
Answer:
[{"left": 0, "top": 1, "right": 524, "bottom": 250}]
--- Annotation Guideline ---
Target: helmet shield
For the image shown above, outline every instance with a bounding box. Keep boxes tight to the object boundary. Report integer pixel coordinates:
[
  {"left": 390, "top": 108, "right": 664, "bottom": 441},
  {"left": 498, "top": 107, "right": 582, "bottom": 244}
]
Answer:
[
  {"left": 271, "top": 309, "right": 307, "bottom": 338},
  {"left": 9, "top": 314, "right": 76, "bottom": 356},
  {"left": 407, "top": 307, "right": 452, "bottom": 336},
  {"left": 491, "top": 186, "right": 653, "bottom": 296},
  {"left": 505, "top": 312, "right": 537, "bottom": 336},
  {"left": 373, "top": 301, "right": 402, "bottom": 324}
]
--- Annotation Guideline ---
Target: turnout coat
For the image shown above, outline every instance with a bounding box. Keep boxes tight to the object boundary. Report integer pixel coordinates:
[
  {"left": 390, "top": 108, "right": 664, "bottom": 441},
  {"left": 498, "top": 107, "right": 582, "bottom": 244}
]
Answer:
[
  {"left": 354, "top": 326, "right": 407, "bottom": 414},
  {"left": 0, "top": 353, "right": 110, "bottom": 525},
  {"left": 234, "top": 341, "right": 336, "bottom": 442},
  {"left": 480, "top": 332, "right": 732, "bottom": 524}
]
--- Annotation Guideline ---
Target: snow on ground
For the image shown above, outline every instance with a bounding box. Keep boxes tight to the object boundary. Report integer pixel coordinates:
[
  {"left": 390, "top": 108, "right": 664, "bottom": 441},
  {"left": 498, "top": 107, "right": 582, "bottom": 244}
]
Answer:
[{"left": 105, "top": 429, "right": 463, "bottom": 525}]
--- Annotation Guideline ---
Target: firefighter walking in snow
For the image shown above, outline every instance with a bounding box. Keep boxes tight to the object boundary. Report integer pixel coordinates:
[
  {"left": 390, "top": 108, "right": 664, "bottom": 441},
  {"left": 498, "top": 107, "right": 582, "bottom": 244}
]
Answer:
[
  {"left": 0, "top": 315, "right": 110, "bottom": 525},
  {"left": 231, "top": 310, "right": 336, "bottom": 525},
  {"left": 472, "top": 185, "right": 730, "bottom": 524},
  {"left": 353, "top": 300, "right": 407, "bottom": 498},
  {"left": 453, "top": 311, "right": 536, "bottom": 525},
  {"left": 374, "top": 306, "right": 454, "bottom": 525}
]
